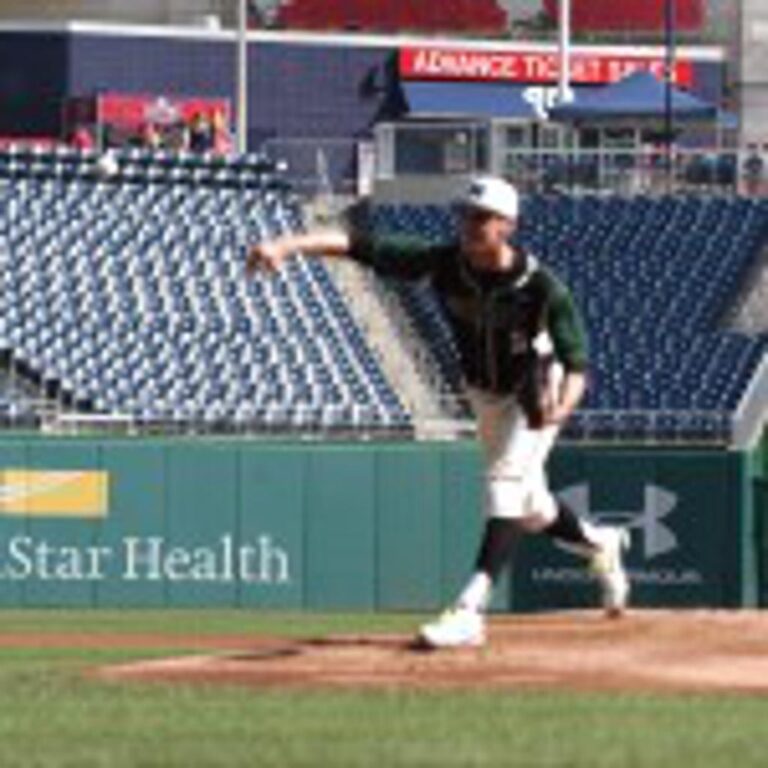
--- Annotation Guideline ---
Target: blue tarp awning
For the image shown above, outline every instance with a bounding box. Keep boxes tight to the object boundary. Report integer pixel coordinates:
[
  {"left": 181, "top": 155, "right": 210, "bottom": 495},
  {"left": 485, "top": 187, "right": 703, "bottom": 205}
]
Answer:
[
  {"left": 549, "top": 71, "right": 718, "bottom": 122},
  {"left": 403, "top": 81, "right": 539, "bottom": 119}
]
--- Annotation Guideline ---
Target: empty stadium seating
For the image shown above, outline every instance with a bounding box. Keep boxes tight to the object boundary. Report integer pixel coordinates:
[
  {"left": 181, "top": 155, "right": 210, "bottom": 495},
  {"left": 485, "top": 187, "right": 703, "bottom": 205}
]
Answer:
[
  {"left": 0, "top": 147, "right": 410, "bottom": 433},
  {"left": 3, "top": 145, "right": 767, "bottom": 443},
  {"left": 371, "top": 196, "right": 768, "bottom": 442},
  {"left": 275, "top": 0, "right": 507, "bottom": 35}
]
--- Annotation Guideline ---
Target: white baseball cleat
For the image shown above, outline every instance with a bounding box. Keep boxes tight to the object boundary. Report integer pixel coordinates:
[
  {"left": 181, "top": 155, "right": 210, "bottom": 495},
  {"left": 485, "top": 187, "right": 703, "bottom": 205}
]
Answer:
[
  {"left": 589, "top": 526, "right": 631, "bottom": 618},
  {"left": 417, "top": 607, "right": 486, "bottom": 649}
]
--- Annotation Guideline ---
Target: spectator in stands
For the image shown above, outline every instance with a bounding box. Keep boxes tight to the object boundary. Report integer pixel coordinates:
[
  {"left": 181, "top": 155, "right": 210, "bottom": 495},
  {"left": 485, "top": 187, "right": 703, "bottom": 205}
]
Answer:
[
  {"left": 743, "top": 144, "right": 764, "bottom": 196},
  {"left": 140, "top": 122, "right": 163, "bottom": 151},
  {"left": 247, "top": 176, "right": 631, "bottom": 649},
  {"left": 188, "top": 111, "right": 213, "bottom": 153},
  {"left": 211, "top": 109, "right": 233, "bottom": 155},
  {"left": 164, "top": 121, "right": 190, "bottom": 152},
  {"left": 70, "top": 126, "right": 95, "bottom": 151}
]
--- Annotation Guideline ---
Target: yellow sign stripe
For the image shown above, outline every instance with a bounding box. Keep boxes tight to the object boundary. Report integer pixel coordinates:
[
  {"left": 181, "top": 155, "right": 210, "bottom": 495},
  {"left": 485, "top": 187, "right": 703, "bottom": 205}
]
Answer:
[{"left": 0, "top": 470, "right": 109, "bottom": 519}]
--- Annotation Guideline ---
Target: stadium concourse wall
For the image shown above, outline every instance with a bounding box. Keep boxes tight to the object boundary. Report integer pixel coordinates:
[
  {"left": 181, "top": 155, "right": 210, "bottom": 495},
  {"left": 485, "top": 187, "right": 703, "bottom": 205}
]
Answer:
[
  {"left": 0, "top": 23, "right": 725, "bottom": 188},
  {"left": 0, "top": 436, "right": 761, "bottom": 611}
]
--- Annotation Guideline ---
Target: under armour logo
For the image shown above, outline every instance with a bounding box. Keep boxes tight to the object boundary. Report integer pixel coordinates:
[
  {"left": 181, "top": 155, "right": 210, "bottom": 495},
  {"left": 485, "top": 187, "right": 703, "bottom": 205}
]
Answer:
[{"left": 556, "top": 484, "right": 679, "bottom": 560}]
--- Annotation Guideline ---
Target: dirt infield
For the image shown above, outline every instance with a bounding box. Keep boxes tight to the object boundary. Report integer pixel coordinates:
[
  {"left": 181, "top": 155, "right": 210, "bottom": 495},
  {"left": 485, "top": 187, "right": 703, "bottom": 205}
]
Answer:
[{"left": 88, "top": 610, "right": 768, "bottom": 696}]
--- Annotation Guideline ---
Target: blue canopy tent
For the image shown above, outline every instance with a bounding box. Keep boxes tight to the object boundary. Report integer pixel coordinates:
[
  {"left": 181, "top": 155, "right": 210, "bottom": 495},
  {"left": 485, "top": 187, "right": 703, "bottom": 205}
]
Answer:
[
  {"left": 402, "top": 81, "right": 540, "bottom": 119},
  {"left": 542, "top": 71, "right": 723, "bottom": 191},
  {"left": 548, "top": 70, "right": 717, "bottom": 123}
]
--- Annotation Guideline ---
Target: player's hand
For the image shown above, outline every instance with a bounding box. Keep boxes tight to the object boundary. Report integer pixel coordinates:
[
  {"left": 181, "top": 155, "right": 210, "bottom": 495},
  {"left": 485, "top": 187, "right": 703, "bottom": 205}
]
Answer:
[
  {"left": 541, "top": 400, "right": 572, "bottom": 426},
  {"left": 541, "top": 370, "right": 585, "bottom": 426},
  {"left": 246, "top": 240, "right": 290, "bottom": 275}
]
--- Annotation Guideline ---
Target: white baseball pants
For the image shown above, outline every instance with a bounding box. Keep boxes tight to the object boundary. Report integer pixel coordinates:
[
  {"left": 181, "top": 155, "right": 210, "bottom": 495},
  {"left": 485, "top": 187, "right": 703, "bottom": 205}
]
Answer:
[{"left": 469, "top": 387, "right": 560, "bottom": 533}]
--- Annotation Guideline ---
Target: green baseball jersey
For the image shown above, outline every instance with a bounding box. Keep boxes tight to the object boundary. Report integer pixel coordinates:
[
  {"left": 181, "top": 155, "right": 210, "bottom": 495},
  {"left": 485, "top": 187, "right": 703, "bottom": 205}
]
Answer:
[{"left": 348, "top": 232, "right": 589, "bottom": 395}]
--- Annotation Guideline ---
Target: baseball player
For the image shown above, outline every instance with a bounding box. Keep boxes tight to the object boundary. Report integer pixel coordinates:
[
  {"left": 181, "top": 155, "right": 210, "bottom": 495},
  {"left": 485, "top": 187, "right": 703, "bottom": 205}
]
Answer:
[{"left": 247, "top": 176, "right": 630, "bottom": 649}]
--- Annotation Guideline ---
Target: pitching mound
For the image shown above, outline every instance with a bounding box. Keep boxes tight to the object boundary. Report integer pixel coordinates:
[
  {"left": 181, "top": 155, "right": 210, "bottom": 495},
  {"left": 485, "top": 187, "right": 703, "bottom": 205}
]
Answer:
[{"left": 97, "top": 610, "right": 768, "bottom": 695}]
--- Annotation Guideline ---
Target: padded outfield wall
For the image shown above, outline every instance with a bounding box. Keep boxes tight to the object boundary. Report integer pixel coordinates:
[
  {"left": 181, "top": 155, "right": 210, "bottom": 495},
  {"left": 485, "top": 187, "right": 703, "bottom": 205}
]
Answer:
[
  {"left": 0, "top": 437, "right": 759, "bottom": 610},
  {"left": 759, "top": 430, "right": 768, "bottom": 605}
]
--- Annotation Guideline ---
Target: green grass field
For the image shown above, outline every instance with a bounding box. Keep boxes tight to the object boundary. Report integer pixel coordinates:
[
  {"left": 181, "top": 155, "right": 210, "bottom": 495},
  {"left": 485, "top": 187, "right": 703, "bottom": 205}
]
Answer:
[{"left": 0, "top": 610, "right": 767, "bottom": 768}]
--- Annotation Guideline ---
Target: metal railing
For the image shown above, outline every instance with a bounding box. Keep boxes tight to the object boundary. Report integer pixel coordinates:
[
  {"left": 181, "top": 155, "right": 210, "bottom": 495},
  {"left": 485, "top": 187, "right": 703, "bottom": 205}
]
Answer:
[
  {"left": 0, "top": 398, "right": 737, "bottom": 446},
  {"left": 496, "top": 147, "right": 747, "bottom": 196},
  {"left": 262, "top": 137, "right": 372, "bottom": 199},
  {"left": 376, "top": 146, "right": 759, "bottom": 198},
  {"left": 418, "top": 403, "right": 735, "bottom": 446}
]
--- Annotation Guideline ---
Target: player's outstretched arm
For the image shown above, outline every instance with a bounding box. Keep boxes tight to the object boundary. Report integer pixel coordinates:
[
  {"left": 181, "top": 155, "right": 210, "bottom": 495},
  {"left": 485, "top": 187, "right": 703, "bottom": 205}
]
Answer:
[{"left": 246, "top": 229, "right": 351, "bottom": 275}]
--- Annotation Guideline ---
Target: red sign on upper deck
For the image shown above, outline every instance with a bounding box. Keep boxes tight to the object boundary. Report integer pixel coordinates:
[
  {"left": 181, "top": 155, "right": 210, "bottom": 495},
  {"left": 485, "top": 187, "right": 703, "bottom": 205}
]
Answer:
[
  {"left": 97, "top": 93, "right": 231, "bottom": 128},
  {"left": 399, "top": 47, "right": 694, "bottom": 87}
]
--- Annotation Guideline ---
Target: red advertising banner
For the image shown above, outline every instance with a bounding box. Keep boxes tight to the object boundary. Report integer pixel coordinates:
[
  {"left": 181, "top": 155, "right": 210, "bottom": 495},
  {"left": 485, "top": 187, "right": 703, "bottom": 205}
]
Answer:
[
  {"left": 96, "top": 93, "right": 231, "bottom": 129},
  {"left": 0, "top": 137, "right": 61, "bottom": 149},
  {"left": 399, "top": 47, "right": 694, "bottom": 87}
]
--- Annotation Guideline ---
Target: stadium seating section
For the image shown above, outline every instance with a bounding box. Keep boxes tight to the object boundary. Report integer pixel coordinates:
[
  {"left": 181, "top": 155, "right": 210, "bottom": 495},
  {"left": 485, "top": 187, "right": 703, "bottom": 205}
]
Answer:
[
  {"left": 275, "top": 0, "right": 507, "bottom": 35},
  {"left": 2, "top": 147, "right": 767, "bottom": 442},
  {"left": 0, "top": 146, "right": 410, "bottom": 433},
  {"left": 371, "top": 196, "right": 768, "bottom": 442}
]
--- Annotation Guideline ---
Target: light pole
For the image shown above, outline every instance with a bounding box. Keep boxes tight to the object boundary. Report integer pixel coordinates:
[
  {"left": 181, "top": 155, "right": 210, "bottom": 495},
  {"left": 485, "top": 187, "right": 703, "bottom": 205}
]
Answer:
[
  {"left": 556, "top": 0, "right": 574, "bottom": 189},
  {"left": 664, "top": 0, "right": 677, "bottom": 185},
  {"left": 557, "top": 0, "right": 573, "bottom": 105},
  {"left": 237, "top": 0, "right": 249, "bottom": 155}
]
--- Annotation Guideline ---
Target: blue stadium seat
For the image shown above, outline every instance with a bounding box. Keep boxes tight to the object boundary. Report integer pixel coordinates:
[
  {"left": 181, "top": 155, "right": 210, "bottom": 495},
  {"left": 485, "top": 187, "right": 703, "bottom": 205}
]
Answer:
[
  {"left": 1, "top": 150, "right": 410, "bottom": 434},
  {"left": 373, "top": 195, "right": 768, "bottom": 442}
]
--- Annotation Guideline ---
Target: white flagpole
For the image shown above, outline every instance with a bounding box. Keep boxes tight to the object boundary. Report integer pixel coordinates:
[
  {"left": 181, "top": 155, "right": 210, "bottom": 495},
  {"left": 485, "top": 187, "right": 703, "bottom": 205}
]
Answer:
[
  {"left": 557, "top": 0, "right": 574, "bottom": 103},
  {"left": 237, "top": 0, "right": 249, "bottom": 154}
]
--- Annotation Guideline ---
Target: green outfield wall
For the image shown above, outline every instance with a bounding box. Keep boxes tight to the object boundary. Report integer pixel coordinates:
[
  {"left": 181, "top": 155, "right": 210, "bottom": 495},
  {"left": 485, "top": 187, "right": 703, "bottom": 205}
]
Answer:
[
  {"left": 0, "top": 437, "right": 759, "bottom": 610},
  {"left": 757, "top": 430, "right": 768, "bottom": 606}
]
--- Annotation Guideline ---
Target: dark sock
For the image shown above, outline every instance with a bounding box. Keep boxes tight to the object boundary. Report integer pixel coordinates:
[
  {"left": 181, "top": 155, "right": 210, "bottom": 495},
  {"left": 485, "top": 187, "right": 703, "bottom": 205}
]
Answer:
[
  {"left": 544, "top": 504, "right": 595, "bottom": 549},
  {"left": 474, "top": 518, "right": 523, "bottom": 583}
]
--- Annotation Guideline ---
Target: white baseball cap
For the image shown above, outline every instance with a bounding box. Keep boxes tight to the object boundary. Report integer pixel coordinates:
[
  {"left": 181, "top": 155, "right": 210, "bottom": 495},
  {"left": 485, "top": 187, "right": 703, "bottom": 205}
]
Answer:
[{"left": 455, "top": 176, "right": 520, "bottom": 221}]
